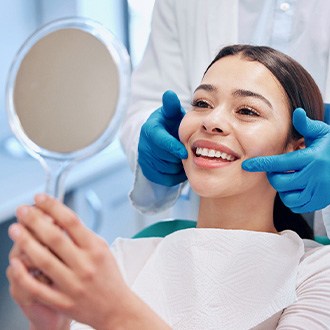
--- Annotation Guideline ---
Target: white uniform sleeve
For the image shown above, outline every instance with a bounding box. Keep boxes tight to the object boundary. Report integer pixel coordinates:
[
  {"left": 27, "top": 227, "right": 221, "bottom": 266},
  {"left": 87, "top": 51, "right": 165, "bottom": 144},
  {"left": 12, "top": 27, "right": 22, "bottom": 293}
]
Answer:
[
  {"left": 129, "top": 164, "right": 184, "bottom": 214},
  {"left": 119, "top": 0, "right": 192, "bottom": 213},
  {"left": 276, "top": 245, "right": 330, "bottom": 329},
  {"left": 322, "top": 205, "right": 330, "bottom": 238}
]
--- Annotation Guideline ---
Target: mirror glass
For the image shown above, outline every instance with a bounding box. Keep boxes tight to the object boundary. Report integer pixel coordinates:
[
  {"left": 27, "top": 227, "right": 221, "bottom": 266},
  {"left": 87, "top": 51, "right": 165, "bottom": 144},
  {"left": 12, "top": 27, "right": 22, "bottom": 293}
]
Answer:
[{"left": 6, "top": 18, "right": 130, "bottom": 200}]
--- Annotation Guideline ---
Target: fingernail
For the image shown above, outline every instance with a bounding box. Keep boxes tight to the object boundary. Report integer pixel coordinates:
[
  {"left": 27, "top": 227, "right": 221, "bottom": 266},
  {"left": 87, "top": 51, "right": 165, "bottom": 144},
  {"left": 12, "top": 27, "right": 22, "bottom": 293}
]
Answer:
[
  {"left": 16, "top": 206, "right": 28, "bottom": 218},
  {"left": 8, "top": 224, "right": 20, "bottom": 240},
  {"left": 35, "top": 193, "right": 47, "bottom": 204}
]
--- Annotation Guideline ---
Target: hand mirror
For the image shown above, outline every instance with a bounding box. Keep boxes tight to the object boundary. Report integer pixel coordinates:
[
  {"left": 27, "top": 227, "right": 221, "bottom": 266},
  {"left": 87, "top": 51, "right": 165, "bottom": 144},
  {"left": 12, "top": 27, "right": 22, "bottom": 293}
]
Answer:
[{"left": 6, "top": 18, "right": 130, "bottom": 201}]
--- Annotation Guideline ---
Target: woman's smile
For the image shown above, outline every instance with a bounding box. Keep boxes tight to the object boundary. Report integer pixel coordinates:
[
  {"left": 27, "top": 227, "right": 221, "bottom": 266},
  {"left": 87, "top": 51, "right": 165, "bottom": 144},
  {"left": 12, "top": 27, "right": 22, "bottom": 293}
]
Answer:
[{"left": 191, "top": 139, "right": 240, "bottom": 169}]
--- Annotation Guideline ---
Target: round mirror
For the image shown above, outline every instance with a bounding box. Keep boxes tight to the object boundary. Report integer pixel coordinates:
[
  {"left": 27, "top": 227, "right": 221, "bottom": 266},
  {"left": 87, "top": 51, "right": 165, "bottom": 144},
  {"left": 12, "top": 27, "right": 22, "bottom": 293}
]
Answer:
[{"left": 6, "top": 18, "right": 130, "bottom": 200}]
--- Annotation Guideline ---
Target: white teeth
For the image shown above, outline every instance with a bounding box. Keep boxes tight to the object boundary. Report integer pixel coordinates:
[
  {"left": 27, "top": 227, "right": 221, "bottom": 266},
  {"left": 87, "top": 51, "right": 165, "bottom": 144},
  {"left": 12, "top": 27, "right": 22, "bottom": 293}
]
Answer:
[
  {"left": 201, "top": 148, "right": 208, "bottom": 156},
  {"left": 195, "top": 147, "right": 236, "bottom": 161}
]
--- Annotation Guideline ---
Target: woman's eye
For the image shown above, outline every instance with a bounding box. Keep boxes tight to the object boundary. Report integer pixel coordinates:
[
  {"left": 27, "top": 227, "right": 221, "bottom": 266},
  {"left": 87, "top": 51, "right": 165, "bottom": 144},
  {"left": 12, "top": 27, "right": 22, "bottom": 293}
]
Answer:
[
  {"left": 237, "top": 107, "right": 260, "bottom": 117},
  {"left": 191, "top": 100, "right": 212, "bottom": 109}
]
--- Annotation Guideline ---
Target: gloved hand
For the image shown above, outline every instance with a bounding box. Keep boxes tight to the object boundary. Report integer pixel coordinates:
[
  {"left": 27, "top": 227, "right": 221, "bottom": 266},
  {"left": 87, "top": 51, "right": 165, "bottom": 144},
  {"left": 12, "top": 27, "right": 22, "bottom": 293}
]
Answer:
[
  {"left": 242, "top": 107, "right": 330, "bottom": 213},
  {"left": 138, "top": 90, "right": 188, "bottom": 186}
]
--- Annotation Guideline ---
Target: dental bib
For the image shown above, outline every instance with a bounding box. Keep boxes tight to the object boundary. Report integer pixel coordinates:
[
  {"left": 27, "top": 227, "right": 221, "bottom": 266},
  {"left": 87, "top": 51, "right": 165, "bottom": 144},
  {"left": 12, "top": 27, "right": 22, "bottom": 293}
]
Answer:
[{"left": 131, "top": 228, "right": 304, "bottom": 330}]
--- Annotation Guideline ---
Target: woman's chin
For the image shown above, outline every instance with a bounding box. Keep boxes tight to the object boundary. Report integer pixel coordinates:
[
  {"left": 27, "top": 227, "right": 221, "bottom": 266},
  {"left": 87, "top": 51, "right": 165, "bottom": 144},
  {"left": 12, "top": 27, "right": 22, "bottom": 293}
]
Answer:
[{"left": 189, "top": 181, "right": 235, "bottom": 199}]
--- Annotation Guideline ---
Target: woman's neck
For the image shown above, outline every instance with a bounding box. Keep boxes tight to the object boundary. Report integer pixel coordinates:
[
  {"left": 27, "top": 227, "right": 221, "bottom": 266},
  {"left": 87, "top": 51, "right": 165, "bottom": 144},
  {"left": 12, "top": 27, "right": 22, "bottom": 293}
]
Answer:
[{"left": 197, "top": 189, "right": 277, "bottom": 233}]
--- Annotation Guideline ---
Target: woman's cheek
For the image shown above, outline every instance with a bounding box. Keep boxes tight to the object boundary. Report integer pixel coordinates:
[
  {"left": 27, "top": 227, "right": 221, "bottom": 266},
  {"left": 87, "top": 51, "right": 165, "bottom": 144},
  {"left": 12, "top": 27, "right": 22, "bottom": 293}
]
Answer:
[
  {"left": 247, "top": 140, "right": 287, "bottom": 158},
  {"left": 240, "top": 125, "right": 288, "bottom": 158},
  {"left": 178, "top": 121, "right": 184, "bottom": 143},
  {"left": 178, "top": 115, "right": 195, "bottom": 172},
  {"left": 178, "top": 114, "right": 191, "bottom": 144},
  {"left": 179, "top": 119, "right": 189, "bottom": 172}
]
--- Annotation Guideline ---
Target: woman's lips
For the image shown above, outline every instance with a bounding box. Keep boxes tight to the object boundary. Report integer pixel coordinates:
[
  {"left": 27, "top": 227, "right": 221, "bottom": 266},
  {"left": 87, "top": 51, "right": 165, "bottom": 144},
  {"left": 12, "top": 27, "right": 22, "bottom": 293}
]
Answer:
[
  {"left": 190, "top": 140, "right": 240, "bottom": 168},
  {"left": 192, "top": 140, "right": 240, "bottom": 160}
]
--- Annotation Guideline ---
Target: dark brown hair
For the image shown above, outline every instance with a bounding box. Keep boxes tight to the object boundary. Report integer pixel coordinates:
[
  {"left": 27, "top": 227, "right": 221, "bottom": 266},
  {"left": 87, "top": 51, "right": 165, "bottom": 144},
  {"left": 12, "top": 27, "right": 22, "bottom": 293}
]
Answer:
[{"left": 205, "top": 45, "right": 325, "bottom": 239}]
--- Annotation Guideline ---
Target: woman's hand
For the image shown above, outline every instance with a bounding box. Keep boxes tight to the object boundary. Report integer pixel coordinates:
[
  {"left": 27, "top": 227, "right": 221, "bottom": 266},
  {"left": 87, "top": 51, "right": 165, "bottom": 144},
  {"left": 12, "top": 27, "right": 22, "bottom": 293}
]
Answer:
[
  {"left": 7, "top": 194, "right": 170, "bottom": 329},
  {"left": 7, "top": 239, "right": 70, "bottom": 330}
]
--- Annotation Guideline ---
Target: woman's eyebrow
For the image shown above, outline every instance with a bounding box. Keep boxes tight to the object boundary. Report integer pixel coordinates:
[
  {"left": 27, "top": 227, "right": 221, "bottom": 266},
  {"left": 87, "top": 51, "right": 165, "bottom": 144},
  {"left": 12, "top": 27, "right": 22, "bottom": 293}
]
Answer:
[
  {"left": 194, "top": 85, "right": 273, "bottom": 109},
  {"left": 232, "top": 89, "right": 273, "bottom": 109},
  {"left": 194, "top": 84, "right": 218, "bottom": 94}
]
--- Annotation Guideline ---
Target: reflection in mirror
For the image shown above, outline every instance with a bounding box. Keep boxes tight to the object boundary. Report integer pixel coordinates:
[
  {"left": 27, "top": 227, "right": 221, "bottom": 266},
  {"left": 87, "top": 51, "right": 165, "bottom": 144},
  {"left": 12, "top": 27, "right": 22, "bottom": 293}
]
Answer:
[{"left": 7, "top": 18, "right": 130, "bottom": 200}]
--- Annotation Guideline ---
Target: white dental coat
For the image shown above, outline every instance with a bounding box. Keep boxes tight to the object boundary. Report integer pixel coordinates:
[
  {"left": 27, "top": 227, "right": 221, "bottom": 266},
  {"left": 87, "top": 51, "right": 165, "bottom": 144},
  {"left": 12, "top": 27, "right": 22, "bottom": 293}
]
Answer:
[{"left": 119, "top": 0, "right": 330, "bottom": 237}]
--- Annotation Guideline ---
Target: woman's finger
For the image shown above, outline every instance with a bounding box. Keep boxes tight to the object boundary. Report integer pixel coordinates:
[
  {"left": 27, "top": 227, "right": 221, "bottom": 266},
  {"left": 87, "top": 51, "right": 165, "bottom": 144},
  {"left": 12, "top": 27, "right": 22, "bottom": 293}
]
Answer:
[
  {"left": 16, "top": 205, "right": 83, "bottom": 270},
  {"left": 34, "top": 194, "right": 96, "bottom": 249},
  {"left": 7, "top": 261, "right": 33, "bottom": 308},
  {"left": 7, "top": 257, "right": 73, "bottom": 313},
  {"left": 9, "top": 243, "right": 32, "bottom": 266},
  {"left": 8, "top": 223, "right": 75, "bottom": 292}
]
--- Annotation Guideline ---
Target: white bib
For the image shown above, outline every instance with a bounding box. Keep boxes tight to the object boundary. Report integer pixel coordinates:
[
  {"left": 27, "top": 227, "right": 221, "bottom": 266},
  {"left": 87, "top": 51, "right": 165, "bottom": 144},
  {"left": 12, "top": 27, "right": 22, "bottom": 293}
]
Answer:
[{"left": 131, "top": 228, "right": 304, "bottom": 330}]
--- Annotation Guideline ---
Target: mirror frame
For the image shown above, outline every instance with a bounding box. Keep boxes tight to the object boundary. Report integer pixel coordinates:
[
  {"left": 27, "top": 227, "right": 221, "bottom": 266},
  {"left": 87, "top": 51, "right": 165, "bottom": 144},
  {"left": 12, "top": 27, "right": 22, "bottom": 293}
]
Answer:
[{"left": 6, "top": 17, "right": 130, "bottom": 162}]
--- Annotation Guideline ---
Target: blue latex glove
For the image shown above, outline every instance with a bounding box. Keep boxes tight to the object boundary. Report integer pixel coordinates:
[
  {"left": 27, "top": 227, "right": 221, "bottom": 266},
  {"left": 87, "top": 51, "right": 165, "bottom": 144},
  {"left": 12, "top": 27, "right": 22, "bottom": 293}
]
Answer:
[
  {"left": 138, "top": 90, "right": 188, "bottom": 186},
  {"left": 242, "top": 107, "right": 330, "bottom": 213},
  {"left": 325, "top": 103, "right": 330, "bottom": 124}
]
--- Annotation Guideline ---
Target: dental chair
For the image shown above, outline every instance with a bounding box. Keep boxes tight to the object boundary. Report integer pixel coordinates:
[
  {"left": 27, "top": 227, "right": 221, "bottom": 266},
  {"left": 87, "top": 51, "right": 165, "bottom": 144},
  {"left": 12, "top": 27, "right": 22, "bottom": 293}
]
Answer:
[{"left": 133, "top": 219, "right": 196, "bottom": 239}]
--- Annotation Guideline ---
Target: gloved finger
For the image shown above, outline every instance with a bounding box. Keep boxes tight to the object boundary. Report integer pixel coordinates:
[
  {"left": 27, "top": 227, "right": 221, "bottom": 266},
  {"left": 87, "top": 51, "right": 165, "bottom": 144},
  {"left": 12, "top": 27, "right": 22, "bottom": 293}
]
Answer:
[
  {"left": 139, "top": 140, "right": 183, "bottom": 165},
  {"left": 139, "top": 155, "right": 184, "bottom": 175},
  {"left": 162, "top": 90, "right": 186, "bottom": 120},
  {"left": 242, "top": 148, "right": 312, "bottom": 173},
  {"left": 141, "top": 164, "right": 187, "bottom": 187},
  {"left": 140, "top": 121, "right": 186, "bottom": 160},
  {"left": 293, "top": 108, "right": 329, "bottom": 141},
  {"left": 159, "top": 170, "right": 187, "bottom": 187},
  {"left": 324, "top": 103, "right": 330, "bottom": 124},
  {"left": 266, "top": 170, "right": 307, "bottom": 192},
  {"left": 154, "top": 144, "right": 187, "bottom": 164},
  {"left": 279, "top": 188, "right": 312, "bottom": 211},
  {"left": 290, "top": 203, "right": 317, "bottom": 214},
  {"left": 148, "top": 125, "right": 188, "bottom": 159},
  {"left": 156, "top": 161, "right": 185, "bottom": 175}
]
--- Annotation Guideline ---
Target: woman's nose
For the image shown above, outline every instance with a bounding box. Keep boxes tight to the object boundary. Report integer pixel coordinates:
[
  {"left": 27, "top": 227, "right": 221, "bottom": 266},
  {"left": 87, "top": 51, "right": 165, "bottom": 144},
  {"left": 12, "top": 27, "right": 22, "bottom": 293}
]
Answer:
[
  {"left": 202, "top": 108, "right": 230, "bottom": 135},
  {"left": 202, "top": 124, "right": 223, "bottom": 133}
]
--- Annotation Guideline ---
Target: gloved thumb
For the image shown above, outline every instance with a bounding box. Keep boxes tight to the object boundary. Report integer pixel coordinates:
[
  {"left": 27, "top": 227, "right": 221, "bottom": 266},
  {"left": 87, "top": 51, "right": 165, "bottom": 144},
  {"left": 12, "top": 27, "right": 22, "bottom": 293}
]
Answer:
[
  {"left": 162, "top": 90, "right": 185, "bottom": 120},
  {"left": 293, "top": 108, "right": 328, "bottom": 142}
]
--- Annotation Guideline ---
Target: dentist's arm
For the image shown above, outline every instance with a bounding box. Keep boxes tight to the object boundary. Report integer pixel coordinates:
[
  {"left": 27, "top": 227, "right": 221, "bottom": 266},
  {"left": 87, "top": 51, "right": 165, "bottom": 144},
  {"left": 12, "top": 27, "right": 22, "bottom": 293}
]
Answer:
[{"left": 242, "top": 108, "right": 330, "bottom": 214}]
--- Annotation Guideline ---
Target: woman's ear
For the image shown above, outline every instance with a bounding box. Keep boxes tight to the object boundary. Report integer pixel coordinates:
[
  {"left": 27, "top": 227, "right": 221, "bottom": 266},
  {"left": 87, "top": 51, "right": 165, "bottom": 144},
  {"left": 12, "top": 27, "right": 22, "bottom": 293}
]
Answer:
[
  {"left": 293, "top": 137, "right": 305, "bottom": 151},
  {"left": 286, "top": 137, "right": 305, "bottom": 152}
]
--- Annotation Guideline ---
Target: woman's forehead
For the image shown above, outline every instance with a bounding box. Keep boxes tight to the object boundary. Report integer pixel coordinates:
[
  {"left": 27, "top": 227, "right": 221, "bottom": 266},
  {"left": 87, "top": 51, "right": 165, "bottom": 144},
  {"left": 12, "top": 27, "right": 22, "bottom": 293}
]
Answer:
[
  {"left": 201, "top": 55, "right": 289, "bottom": 106},
  {"left": 203, "top": 56, "right": 275, "bottom": 86}
]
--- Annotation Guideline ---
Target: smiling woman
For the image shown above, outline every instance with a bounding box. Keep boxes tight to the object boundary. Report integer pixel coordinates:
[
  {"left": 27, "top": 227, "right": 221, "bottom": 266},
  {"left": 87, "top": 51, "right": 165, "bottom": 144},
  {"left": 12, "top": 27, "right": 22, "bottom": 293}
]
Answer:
[
  {"left": 180, "top": 45, "right": 323, "bottom": 237},
  {"left": 7, "top": 45, "right": 330, "bottom": 330}
]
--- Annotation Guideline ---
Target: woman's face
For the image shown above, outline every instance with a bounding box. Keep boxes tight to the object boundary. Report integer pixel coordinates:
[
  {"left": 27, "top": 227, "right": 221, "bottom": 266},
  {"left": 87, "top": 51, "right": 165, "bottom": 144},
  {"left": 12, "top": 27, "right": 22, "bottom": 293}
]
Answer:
[{"left": 179, "top": 55, "right": 299, "bottom": 198}]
